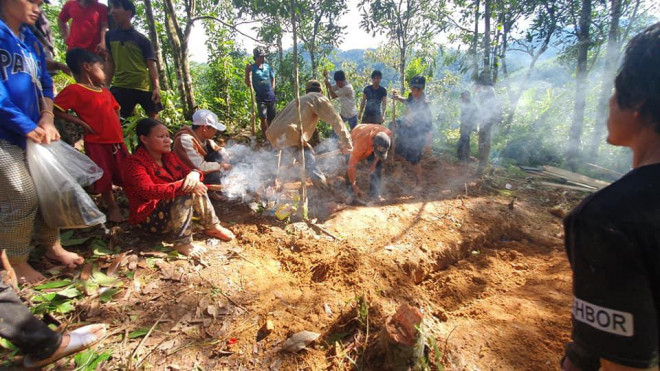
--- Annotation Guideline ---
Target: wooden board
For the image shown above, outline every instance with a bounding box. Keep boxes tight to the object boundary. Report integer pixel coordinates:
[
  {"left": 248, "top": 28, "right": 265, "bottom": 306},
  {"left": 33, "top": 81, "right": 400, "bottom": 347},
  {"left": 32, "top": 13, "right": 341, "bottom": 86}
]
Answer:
[
  {"left": 543, "top": 166, "right": 610, "bottom": 189},
  {"left": 537, "top": 181, "right": 594, "bottom": 192}
]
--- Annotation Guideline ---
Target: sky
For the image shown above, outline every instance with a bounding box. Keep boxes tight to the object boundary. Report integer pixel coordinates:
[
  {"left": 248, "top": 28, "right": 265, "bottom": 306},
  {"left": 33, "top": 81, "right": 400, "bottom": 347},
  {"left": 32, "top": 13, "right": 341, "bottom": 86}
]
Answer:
[{"left": 188, "top": 0, "right": 388, "bottom": 63}]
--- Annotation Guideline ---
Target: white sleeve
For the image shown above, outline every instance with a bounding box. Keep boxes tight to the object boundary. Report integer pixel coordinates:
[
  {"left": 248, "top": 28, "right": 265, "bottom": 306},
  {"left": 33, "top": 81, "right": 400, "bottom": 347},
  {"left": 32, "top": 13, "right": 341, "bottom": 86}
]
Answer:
[{"left": 180, "top": 135, "right": 222, "bottom": 173}]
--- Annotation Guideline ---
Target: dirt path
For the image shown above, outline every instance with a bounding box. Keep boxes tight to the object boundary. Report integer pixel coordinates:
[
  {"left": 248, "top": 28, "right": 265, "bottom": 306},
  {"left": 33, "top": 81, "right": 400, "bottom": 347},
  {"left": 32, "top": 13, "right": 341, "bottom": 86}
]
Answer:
[{"left": 3, "top": 159, "right": 580, "bottom": 370}]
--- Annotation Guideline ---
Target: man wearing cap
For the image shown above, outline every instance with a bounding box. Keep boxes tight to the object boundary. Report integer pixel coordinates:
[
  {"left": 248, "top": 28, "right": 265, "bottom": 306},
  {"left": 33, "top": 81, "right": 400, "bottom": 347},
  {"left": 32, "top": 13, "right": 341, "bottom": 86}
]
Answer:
[
  {"left": 266, "top": 80, "right": 353, "bottom": 187},
  {"left": 347, "top": 124, "right": 392, "bottom": 202},
  {"left": 245, "top": 47, "right": 276, "bottom": 136},
  {"left": 392, "top": 75, "right": 433, "bottom": 188},
  {"left": 323, "top": 70, "right": 358, "bottom": 130},
  {"left": 173, "top": 110, "right": 232, "bottom": 199}
]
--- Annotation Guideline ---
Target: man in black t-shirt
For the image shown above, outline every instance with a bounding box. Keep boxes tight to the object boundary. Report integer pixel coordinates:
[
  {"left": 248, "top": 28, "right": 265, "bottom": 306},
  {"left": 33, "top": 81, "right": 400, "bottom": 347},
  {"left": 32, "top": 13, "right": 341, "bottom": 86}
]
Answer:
[
  {"left": 562, "top": 22, "right": 660, "bottom": 371},
  {"left": 359, "top": 70, "right": 387, "bottom": 124}
]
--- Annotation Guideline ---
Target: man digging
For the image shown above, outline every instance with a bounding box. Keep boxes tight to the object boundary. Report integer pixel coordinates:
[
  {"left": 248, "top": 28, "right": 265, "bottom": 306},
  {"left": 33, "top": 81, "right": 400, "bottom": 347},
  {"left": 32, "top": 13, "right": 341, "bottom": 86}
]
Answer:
[
  {"left": 266, "top": 80, "right": 353, "bottom": 189},
  {"left": 347, "top": 124, "right": 392, "bottom": 204}
]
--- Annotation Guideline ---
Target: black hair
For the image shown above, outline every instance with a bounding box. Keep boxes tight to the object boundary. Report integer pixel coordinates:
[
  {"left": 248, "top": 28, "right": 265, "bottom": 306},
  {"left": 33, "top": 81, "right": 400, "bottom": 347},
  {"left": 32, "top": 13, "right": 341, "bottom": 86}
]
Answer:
[
  {"left": 615, "top": 22, "right": 660, "bottom": 131},
  {"left": 191, "top": 124, "right": 205, "bottom": 131},
  {"left": 334, "top": 71, "right": 346, "bottom": 81},
  {"left": 306, "top": 86, "right": 322, "bottom": 94},
  {"left": 65, "top": 48, "right": 103, "bottom": 76},
  {"left": 135, "top": 118, "right": 164, "bottom": 151},
  {"left": 371, "top": 70, "right": 382, "bottom": 79},
  {"left": 109, "top": 0, "right": 135, "bottom": 16}
]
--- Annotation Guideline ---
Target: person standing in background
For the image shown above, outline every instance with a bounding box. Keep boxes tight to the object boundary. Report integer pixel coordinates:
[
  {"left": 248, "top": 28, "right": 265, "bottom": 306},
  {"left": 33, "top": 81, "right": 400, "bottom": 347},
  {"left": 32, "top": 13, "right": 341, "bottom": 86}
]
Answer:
[
  {"left": 57, "top": 0, "right": 107, "bottom": 54},
  {"left": 359, "top": 70, "right": 387, "bottom": 124},
  {"left": 457, "top": 91, "right": 477, "bottom": 162},
  {"left": 104, "top": 0, "right": 162, "bottom": 119},
  {"left": 245, "top": 47, "right": 276, "bottom": 137},
  {"left": 323, "top": 70, "right": 358, "bottom": 131}
]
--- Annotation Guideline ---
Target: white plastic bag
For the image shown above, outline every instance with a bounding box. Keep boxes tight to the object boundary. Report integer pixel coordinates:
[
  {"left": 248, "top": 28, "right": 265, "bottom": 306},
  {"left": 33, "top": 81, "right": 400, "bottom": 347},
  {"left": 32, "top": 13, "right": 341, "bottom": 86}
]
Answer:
[
  {"left": 42, "top": 141, "right": 103, "bottom": 186},
  {"left": 26, "top": 141, "right": 106, "bottom": 229}
]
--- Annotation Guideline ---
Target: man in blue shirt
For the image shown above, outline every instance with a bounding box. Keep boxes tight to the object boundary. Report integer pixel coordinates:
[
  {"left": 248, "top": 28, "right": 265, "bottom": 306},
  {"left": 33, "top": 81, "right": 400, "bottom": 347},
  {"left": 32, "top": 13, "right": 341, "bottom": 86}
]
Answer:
[{"left": 245, "top": 47, "right": 276, "bottom": 136}]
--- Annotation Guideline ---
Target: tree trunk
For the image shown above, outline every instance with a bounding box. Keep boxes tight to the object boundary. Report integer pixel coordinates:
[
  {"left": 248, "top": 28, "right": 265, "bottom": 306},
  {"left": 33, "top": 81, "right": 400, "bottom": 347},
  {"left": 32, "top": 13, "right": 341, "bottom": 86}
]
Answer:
[
  {"left": 588, "top": 0, "right": 622, "bottom": 160},
  {"left": 567, "top": 0, "right": 592, "bottom": 170},
  {"left": 471, "top": 0, "right": 480, "bottom": 81},
  {"left": 482, "top": 0, "right": 491, "bottom": 83},
  {"left": 291, "top": 1, "right": 307, "bottom": 220},
  {"left": 143, "top": 0, "right": 169, "bottom": 91},
  {"left": 164, "top": 13, "right": 186, "bottom": 114},
  {"left": 399, "top": 44, "right": 406, "bottom": 93},
  {"left": 162, "top": 0, "right": 195, "bottom": 118}
]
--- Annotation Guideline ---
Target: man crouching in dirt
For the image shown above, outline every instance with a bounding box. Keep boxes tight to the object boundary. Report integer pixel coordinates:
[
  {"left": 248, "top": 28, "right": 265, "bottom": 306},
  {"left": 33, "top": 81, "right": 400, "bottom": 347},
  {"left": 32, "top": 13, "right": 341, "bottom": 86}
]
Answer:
[
  {"left": 266, "top": 80, "right": 353, "bottom": 188},
  {"left": 173, "top": 109, "right": 232, "bottom": 202},
  {"left": 347, "top": 124, "right": 392, "bottom": 203},
  {"left": 562, "top": 22, "right": 660, "bottom": 371}
]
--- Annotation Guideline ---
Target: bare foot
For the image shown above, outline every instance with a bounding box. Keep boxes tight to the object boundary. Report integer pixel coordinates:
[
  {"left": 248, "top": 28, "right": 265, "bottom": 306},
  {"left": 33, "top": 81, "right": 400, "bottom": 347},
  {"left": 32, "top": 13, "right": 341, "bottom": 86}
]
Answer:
[
  {"left": 204, "top": 224, "right": 235, "bottom": 241},
  {"left": 106, "top": 207, "right": 124, "bottom": 223},
  {"left": 12, "top": 261, "right": 45, "bottom": 284},
  {"left": 173, "top": 243, "right": 206, "bottom": 258},
  {"left": 44, "top": 244, "right": 84, "bottom": 268}
]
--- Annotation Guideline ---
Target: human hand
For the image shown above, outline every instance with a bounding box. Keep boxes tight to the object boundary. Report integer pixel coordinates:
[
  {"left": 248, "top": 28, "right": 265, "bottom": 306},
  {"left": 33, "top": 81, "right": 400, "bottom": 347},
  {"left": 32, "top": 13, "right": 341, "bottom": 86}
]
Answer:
[
  {"left": 182, "top": 171, "right": 201, "bottom": 193},
  {"left": 26, "top": 126, "right": 46, "bottom": 143},
  {"left": 192, "top": 182, "right": 208, "bottom": 196},
  {"left": 38, "top": 120, "right": 60, "bottom": 144},
  {"left": 151, "top": 89, "right": 161, "bottom": 104},
  {"left": 221, "top": 163, "right": 232, "bottom": 171}
]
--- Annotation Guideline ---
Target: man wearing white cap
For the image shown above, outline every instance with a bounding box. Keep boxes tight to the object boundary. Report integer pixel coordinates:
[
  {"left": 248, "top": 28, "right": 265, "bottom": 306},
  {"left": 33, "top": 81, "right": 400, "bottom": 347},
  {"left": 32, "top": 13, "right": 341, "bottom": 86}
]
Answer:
[{"left": 173, "top": 110, "right": 232, "bottom": 195}]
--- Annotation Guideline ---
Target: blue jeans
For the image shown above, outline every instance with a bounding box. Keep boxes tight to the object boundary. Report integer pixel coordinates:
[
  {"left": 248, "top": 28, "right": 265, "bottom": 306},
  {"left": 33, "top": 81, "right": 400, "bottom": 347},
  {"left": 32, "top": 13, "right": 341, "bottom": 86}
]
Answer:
[{"left": 342, "top": 115, "right": 358, "bottom": 131}]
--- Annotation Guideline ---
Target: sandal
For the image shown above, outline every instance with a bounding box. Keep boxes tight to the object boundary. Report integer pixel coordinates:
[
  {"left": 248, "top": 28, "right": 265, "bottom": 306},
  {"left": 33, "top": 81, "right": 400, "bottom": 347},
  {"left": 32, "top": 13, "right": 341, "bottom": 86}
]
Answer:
[{"left": 23, "top": 324, "right": 107, "bottom": 368}]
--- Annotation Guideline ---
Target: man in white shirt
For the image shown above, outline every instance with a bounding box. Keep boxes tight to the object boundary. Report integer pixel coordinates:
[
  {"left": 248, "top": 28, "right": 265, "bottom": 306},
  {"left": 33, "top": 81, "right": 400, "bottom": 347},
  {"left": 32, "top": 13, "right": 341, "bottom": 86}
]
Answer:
[
  {"left": 173, "top": 109, "right": 231, "bottom": 189},
  {"left": 323, "top": 70, "right": 358, "bottom": 130}
]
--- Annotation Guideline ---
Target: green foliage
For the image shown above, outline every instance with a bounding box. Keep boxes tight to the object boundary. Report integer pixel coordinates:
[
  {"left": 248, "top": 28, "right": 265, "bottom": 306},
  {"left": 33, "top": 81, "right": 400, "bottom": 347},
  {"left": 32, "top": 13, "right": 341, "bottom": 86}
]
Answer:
[{"left": 74, "top": 350, "right": 112, "bottom": 371}]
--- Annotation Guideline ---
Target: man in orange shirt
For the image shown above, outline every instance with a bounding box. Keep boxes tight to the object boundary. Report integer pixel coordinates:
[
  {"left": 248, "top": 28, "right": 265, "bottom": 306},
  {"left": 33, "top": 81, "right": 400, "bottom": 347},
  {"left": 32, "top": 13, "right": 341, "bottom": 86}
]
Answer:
[{"left": 347, "top": 124, "right": 392, "bottom": 202}]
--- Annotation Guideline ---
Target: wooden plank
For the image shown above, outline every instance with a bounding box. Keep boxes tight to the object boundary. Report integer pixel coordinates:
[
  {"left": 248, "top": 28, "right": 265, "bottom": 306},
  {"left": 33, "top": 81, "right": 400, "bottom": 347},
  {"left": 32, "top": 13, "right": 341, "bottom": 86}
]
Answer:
[
  {"left": 543, "top": 166, "right": 610, "bottom": 189},
  {"left": 537, "top": 171, "right": 598, "bottom": 190},
  {"left": 537, "top": 181, "right": 594, "bottom": 192}
]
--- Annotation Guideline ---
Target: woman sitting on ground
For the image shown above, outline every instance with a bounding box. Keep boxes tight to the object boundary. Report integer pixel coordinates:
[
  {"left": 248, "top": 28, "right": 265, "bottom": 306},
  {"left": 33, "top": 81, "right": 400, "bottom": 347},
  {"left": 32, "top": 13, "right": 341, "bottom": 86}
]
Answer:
[{"left": 123, "top": 118, "right": 235, "bottom": 257}]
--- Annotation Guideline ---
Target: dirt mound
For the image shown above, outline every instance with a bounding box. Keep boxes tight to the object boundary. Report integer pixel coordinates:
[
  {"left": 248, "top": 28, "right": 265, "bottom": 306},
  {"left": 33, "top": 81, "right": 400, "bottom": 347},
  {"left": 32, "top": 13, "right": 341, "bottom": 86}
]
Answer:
[{"left": 1, "top": 159, "right": 578, "bottom": 370}]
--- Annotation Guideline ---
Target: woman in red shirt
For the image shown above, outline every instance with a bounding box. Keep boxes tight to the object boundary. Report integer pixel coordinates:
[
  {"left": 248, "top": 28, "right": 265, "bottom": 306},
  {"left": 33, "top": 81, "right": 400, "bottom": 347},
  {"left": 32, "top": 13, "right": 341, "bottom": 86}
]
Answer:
[{"left": 123, "top": 118, "right": 234, "bottom": 257}]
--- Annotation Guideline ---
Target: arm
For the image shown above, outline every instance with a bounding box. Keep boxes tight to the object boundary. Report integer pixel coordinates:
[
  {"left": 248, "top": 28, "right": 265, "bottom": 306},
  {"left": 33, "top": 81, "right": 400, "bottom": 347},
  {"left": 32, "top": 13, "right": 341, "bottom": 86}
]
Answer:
[
  {"left": 146, "top": 59, "right": 161, "bottom": 104},
  {"left": 323, "top": 73, "right": 338, "bottom": 99},
  {"left": 178, "top": 135, "right": 222, "bottom": 173},
  {"left": 315, "top": 97, "right": 353, "bottom": 153},
  {"left": 57, "top": 19, "right": 69, "bottom": 43},
  {"left": 54, "top": 108, "right": 95, "bottom": 134},
  {"left": 270, "top": 66, "right": 275, "bottom": 91},
  {"left": 358, "top": 93, "right": 366, "bottom": 121},
  {"left": 105, "top": 54, "right": 114, "bottom": 87},
  {"left": 37, "top": 98, "right": 60, "bottom": 144},
  {"left": 244, "top": 64, "right": 252, "bottom": 87},
  {"left": 96, "top": 22, "right": 108, "bottom": 53},
  {"left": 123, "top": 159, "right": 187, "bottom": 201},
  {"left": 347, "top": 154, "right": 361, "bottom": 196}
]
